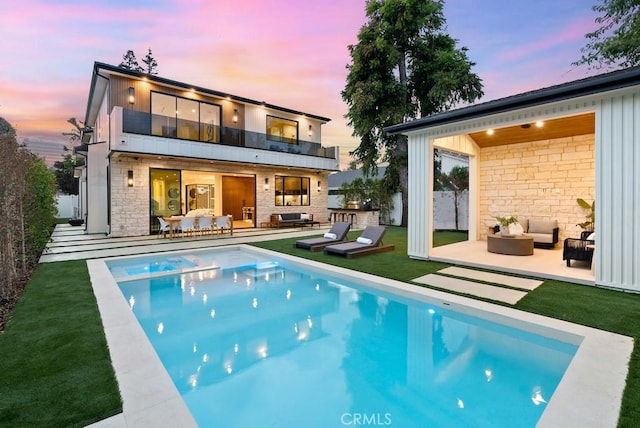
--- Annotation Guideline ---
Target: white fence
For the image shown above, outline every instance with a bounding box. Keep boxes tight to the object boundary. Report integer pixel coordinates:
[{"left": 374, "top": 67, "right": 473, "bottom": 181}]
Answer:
[
  {"left": 55, "top": 194, "right": 79, "bottom": 218},
  {"left": 328, "top": 190, "right": 468, "bottom": 229},
  {"left": 433, "top": 190, "right": 468, "bottom": 230}
]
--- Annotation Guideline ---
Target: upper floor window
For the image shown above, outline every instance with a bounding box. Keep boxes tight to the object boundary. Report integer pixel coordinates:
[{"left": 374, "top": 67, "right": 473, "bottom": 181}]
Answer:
[
  {"left": 151, "top": 92, "right": 221, "bottom": 142},
  {"left": 267, "top": 115, "right": 298, "bottom": 145},
  {"left": 274, "top": 176, "right": 310, "bottom": 206}
]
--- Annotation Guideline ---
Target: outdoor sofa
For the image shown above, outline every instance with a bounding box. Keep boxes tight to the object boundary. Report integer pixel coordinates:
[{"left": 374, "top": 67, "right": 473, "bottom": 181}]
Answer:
[
  {"left": 294, "top": 222, "right": 351, "bottom": 252},
  {"left": 270, "top": 213, "right": 314, "bottom": 228},
  {"left": 324, "top": 226, "right": 394, "bottom": 258},
  {"left": 495, "top": 219, "right": 560, "bottom": 249}
]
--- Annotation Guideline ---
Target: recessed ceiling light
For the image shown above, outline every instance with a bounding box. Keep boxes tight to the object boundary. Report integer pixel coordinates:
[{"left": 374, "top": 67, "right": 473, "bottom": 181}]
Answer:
[
  {"left": 536, "top": 121, "right": 544, "bottom": 128},
  {"left": 486, "top": 129, "right": 494, "bottom": 135}
]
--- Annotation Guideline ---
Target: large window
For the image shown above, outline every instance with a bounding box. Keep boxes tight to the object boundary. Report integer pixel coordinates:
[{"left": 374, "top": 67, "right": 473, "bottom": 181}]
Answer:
[
  {"left": 151, "top": 92, "right": 221, "bottom": 142},
  {"left": 267, "top": 115, "right": 298, "bottom": 145},
  {"left": 149, "top": 168, "right": 181, "bottom": 234},
  {"left": 275, "top": 176, "right": 310, "bottom": 206}
]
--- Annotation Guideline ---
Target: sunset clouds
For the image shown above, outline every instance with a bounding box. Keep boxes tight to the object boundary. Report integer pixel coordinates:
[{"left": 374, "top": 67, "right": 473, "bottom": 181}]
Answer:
[{"left": 0, "top": 0, "right": 600, "bottom": 166}]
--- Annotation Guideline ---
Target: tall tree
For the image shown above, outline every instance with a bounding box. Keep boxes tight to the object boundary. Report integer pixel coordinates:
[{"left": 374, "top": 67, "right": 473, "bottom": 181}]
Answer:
[
  {"left": 574, "top": 0, "right": 640, "bottom": 68},
  {"left": 141, "top": 48, "right": 159, "bottom": 75},
  {"left": 119, "top": 49, "right": 141, "bottom": 71},
  {"left": 55, "top": 117, "right": 85, "bottom": 194},
  {"left": 342, "top": 0, "right": 483, "bottom": 226}
]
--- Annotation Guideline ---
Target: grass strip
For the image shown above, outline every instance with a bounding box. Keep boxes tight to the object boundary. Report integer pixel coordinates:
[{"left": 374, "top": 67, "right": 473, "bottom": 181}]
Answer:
[{"left": 0, "top": 260, "right": 121, "bottom": 428}]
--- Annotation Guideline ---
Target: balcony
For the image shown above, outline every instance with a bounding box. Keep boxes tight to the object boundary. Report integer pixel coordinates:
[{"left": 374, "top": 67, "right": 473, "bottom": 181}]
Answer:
[{"left": 122, "top": 108, "right": 336, "bottom": 159}]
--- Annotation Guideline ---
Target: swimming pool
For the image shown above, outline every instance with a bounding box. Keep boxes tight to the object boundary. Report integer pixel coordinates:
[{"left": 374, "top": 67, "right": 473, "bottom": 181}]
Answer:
[{"left": 104, "top": 247, "right": 584, "bottom": 427}]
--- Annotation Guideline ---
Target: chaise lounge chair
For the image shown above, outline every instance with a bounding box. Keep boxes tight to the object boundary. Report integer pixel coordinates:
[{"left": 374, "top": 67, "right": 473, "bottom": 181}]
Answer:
[
  {"left": 324, "top": 226, "right": 394, "bottom": 258},
  {"left": 294, "top": 222, "right": 351, "bottom": 251}
]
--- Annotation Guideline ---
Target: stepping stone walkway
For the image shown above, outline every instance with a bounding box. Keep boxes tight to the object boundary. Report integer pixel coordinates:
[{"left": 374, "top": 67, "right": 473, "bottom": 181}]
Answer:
[{"left": 412, "top": 266, "right": 543, "bottom": 305}]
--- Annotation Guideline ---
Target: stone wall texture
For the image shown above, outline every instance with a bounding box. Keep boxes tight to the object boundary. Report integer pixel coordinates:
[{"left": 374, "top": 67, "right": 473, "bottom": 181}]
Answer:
[{"left": 479, "top": 133, "right": 595, "bottom": 242}]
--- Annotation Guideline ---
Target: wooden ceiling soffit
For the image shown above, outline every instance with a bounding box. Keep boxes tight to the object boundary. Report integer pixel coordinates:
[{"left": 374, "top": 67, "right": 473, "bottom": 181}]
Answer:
[{"left": 468, "top": 112, "right": 595, "bottom": 148}]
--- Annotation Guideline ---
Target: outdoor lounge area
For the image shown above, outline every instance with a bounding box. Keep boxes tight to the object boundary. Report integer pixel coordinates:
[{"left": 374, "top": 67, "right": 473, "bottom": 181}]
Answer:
[{"left": 430, "top": 239, "right": 594, "bottom": 285}]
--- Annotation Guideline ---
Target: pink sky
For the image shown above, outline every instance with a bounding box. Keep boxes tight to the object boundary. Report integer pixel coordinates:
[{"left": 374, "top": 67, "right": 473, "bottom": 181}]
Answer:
[{"left": 0, "top": 0, "right": 600, "bottom": 167}]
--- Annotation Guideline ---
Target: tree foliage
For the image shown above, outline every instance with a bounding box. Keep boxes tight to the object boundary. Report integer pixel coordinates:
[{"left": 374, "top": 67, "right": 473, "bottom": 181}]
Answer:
[
  {"left": 338, "top": 177, "right": 396, "bottom": 224},
  {"left": 141, "top": 48, "right": 159, "bottom": 75},
  {"left": 61, "top": 117, "right": 83, "bottom": 143},
  {"left": 54, "top": 117, "right": 85, "bottom": 194},
  {"left": 342, "top": 0, "right": 483, "bottom": 226},
  {"left": 119, "top": 49, "right": 141, "bottom": 71},
  {"left": 119, "top": 48, "right": 159, "bottom": 74},
  {"left": 574, "top": 0, "right": 640, "bottom": 68},
  {"left": 0, "top": 117, "right": 57, "bottom": 302},
  {"left": 53, "top": 147, "right": 83, "bottom": 194}
]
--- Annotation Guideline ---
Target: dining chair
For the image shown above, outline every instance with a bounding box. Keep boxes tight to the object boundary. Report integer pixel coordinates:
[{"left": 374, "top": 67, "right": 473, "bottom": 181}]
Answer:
[
  {"left": 157, "top": 217, "right": 171, "bottom": 238},
  {"left": 198, "top": 215, "right": 213, "bottom": 236},
  {"left": 180, "top": 217, "right": 196, "bottom": 237}
]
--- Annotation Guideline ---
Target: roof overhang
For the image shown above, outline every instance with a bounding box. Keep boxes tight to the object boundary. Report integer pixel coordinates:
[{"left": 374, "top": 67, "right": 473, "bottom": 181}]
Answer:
[
  {"left": 385, "top": 66, "right": 640, "bottom": 137},
  {"left": 83, "top": 62, "right": 332, "bottom": 128}
]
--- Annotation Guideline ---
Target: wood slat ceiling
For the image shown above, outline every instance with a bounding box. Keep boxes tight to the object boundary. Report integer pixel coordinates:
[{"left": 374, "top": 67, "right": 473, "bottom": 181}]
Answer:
[{"left": 468, "top": 112, "right": 595, "bottom": 147}]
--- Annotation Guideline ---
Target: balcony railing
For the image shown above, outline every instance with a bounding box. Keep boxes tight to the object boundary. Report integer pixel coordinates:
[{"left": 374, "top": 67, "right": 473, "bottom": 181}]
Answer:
[{"left": 122, "top": 109, "right": 336, "bottom": 159}]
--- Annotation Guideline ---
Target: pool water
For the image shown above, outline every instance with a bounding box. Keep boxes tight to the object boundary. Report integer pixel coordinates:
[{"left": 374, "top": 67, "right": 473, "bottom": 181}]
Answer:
[{"left": 111, "top": 249, "right": 577, "bottom": 428}]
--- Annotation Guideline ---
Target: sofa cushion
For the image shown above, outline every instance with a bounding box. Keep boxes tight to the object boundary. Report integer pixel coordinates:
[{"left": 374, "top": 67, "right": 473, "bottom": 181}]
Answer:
[
  {"left": 281, "top": 213, "right": 301, "bottom": 221},
  {"left": 528, "top": 219, "right": 557, "bottom": 234},
  {"left": 528, "top": 233, "right": 554, "bottom": 244}
]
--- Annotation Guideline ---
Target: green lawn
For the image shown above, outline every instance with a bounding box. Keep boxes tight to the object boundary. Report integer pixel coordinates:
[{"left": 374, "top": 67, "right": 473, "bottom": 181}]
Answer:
[
  {"left": 0, "top": 260, "right": 122, "bottom": 428},
  {"left": 0, "top": 227, "right": 638, "bottom": 427}
]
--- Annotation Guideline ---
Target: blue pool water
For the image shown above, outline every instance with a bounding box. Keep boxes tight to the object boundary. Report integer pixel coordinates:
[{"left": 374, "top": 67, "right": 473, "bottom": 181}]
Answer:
[{"left": 110, "top": 249, "right": 577, "bottom": 427}]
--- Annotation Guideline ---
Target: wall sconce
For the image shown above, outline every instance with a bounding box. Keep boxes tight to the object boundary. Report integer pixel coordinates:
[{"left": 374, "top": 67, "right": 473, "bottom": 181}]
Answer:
[
  {"left": 127, "top": 170, "right": 134, "bottom": 187},
  {"left": 264, "top": 177, "right": 269, "bottom": 191},
  {"left": 308, "top": 124, "right": 313, "bottom": 137},
  {"left": 317, "top": 180, "right": 321, "bottom": 192},
  {"left": 128, "top": 87, "right": 135, "bottom": 104},
  {"left": 233, "top": 108, "right": 238, "bottom": 123}
]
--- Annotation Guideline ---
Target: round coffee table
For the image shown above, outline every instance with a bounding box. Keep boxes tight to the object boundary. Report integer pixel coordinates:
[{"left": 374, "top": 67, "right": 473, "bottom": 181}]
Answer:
[{"left": 487, "top": 234, "right": 534, "bottom": 256}]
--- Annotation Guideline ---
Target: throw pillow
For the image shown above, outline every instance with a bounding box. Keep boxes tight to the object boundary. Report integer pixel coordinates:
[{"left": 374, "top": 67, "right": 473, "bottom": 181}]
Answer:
[
  {"left": 300, "top": 213, "right": 310, "bottom": 220},
  {"left": 508, "top": 222, "right": 524, "bottom": 235},
  {"left": 357, "top": 237, "right": 373, "bottom": 245},
  {"left": 586, "top": 232, "right": 595, "bottom": 241},
  {"left": 324, "top": 232, "right": 337, "bottom": 239}
]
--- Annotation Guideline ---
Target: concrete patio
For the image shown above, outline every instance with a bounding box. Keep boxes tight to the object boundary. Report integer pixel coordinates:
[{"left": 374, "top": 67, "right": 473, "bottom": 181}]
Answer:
[{"left": 429, "top": 239, "right": 595, "bottom": 286}]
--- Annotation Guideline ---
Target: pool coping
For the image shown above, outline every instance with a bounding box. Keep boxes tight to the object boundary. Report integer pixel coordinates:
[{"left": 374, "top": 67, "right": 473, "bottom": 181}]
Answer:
[{"left": 87, "top": 245, "right": 633, "bottom": 428}]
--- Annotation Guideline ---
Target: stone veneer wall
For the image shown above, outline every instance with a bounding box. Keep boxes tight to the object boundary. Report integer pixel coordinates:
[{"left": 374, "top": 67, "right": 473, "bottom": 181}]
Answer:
[
  {"left": 479, "top": 133, "right": 594, "bottom": 242},
  {"left": 110, "top": 158, "right": 327, "bottom": 237}
]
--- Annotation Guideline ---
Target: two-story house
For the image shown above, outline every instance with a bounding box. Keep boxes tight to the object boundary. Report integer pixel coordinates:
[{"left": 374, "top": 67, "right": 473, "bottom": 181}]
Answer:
[{"left": 75, "top": 62, "right": 339, "bottom": 237}]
